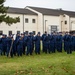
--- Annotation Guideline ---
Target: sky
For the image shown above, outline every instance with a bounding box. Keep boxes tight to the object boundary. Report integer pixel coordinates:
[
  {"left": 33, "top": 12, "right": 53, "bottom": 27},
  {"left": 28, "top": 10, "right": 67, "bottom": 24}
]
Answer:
[{"left": 4, "top": 0, "right": 75, "bottom": 11}]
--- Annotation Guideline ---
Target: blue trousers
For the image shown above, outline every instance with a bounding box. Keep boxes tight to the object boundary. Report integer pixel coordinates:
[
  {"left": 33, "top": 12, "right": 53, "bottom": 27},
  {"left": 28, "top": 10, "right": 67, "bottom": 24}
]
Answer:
[
  {"left": 17, "top": 46, "right": 23, "bottom": 56},
  {"left": 7, "top": 45, "right": 13, "bottom": 57},
  {"left": 35, "top": 44, "right": 40, "bottom": 54},
  {"left": 26, "top": 44, "right": 32, "bottom": 55}
]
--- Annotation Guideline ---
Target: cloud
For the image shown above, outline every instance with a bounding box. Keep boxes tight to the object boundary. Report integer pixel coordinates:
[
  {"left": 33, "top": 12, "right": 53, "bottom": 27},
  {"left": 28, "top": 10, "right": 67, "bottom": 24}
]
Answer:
[{"left": 4, "top": 0, "right": 75, "bottom": 11}]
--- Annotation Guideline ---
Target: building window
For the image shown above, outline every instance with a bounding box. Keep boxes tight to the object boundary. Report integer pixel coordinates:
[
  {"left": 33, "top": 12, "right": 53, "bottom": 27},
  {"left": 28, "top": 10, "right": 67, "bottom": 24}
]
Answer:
[
  {"left": 65, "top": 21, "right": 67, "bottom": 24},
  {"left": 32, "top": 19, "right": 36, "bottom": 23},
  {"left": 25, "top": 18, "right": 28, "bottom": 23},
  {"left": 0, "top": 31, "right": 3, "bottom": 35},
  {"left": 9, "top": 31, "right": 12, "bottom": 35},
  {"left": 25, "top": 31, "right": 28, "bottom": 35},
  {"left": 17, "top": 31, "right": 20, "bottom": 34},
  {"left": 33, "top": 31, "right": 36, "bottom": 35}
]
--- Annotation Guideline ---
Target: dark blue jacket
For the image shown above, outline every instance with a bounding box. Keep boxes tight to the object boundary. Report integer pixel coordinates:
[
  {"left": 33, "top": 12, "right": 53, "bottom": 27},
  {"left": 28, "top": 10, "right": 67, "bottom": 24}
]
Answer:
[
  {"left": 63, "top": 34, "right": 71, "bottom": 50},
  {"left": 49, "top": 35, "right": 56, "bottom": 44},
  {"left": 0, "top": 38, "right": 2, "bottom": 50},
  {"left": 17, "top": 38, "right": 23, "bottom": 49},
  {"left": 34, "top": 35, "right": 41, "bottom": 45},
  {"left": 26, "top": 35, "right": 33, "bottom": 46},
  {"left": 7, "top": 37, "right": 12, "bottom": 47},
  {"left": 43, "top": 34, "right": 50, "bottom": 44},
  {"left": 1, "top": 37, "right": 7, "bottom": 47},
  {"left": 24, "top": 36, "right": 28, "bottom": 45},
  {"left": 56, "top": 35, "right": 62, "bottom": 43}
]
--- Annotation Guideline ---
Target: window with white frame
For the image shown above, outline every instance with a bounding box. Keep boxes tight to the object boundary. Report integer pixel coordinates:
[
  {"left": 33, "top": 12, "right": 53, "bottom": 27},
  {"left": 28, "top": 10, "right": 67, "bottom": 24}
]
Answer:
[
  {"left": 0, "top": 31, "right": 3, "bottom": 35},
  {"left": 9, "top": 31, "right": 12, "bottom": 35},
  {"left": 32, "top": 19, "right": 36, "bottom": 23},
  {"left": 65, "top": 21, "right": 67, "bottom": 25},
  {"left": 17, "top": 31, "right": 20, "bottom": 34},
  {"left": 33, "top": 31, "right": 36, "bottom": 35},
  {"left": 25, "top": 18, "right": 28, "bottom": 23}
]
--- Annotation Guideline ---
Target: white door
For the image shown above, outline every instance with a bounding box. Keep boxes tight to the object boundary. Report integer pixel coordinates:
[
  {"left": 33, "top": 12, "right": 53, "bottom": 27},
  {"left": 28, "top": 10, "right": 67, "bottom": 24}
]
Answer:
[{"left": 71, "top": 23, "right": 75, "bottom": 31}]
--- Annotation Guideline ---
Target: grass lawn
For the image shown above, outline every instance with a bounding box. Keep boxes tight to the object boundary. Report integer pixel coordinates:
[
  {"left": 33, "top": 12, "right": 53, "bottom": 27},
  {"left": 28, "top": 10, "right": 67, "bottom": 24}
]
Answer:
[{"left": 0, "top": 51, "right": 75, "bottom": 75}]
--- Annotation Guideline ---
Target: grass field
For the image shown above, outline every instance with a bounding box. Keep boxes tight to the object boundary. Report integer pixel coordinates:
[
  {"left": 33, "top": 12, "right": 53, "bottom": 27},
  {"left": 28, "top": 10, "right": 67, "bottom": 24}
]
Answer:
[{"left": 0, "top": 51, "right": 75, "bottom": 75}]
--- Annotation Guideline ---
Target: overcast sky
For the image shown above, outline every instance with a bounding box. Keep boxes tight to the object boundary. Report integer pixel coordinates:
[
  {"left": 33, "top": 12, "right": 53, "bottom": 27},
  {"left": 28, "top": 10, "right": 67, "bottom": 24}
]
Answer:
[{"left": 4, "top": 0, "right": 75, "bottom": 11}]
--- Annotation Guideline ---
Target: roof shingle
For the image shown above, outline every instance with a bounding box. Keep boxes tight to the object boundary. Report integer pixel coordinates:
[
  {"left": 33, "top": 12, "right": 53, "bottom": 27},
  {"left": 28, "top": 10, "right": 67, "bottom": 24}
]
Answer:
[
  {"left": 27, "top": 6, "right": 75, "bottom": 17},
  {"left": 7, "top": 7, "right": 37, "bottom": 15}
]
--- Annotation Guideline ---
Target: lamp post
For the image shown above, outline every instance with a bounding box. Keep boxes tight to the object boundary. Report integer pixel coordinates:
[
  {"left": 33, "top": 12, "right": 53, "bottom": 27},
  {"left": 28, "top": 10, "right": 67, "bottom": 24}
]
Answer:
[{"left": 45, "top": 20, "right": 47, "bottom": 31}]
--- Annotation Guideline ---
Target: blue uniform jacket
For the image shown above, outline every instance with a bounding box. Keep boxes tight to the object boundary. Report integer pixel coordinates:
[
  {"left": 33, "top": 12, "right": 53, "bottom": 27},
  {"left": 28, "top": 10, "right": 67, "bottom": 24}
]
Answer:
[
  {"left": 16, "top": 38, "right": 23, "bottom": 49},
  {"left": 26, "top": 36, "right": 33, "bottom": 46},
  {"left": 34, "top": 35, "right": 41, "bottom": 45}
]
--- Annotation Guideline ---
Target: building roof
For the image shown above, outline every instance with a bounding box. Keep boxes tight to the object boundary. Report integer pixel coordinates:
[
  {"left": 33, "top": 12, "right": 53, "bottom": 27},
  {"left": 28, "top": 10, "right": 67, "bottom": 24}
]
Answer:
[
  {"left": 7, "top": 7, "right": 37, "bottom": 15},
  {"left": 62, "top": 10, "right": 75, "bottom": 17},
  {"left": 27, "top": 6, "right": 75, "bottom": 17}
]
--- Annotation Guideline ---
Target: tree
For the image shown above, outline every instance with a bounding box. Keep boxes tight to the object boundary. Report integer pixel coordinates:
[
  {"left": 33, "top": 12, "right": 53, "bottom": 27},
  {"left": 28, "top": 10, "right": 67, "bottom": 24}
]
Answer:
[{"left": 0, "top": 0, "right": 20, "bottom": 25}]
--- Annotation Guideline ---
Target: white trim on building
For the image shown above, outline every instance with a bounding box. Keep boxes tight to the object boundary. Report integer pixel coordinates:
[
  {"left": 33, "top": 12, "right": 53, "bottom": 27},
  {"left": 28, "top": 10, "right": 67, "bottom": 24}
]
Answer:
[{"left": 0, "top": 6, "right": 75, "bottom": 35}]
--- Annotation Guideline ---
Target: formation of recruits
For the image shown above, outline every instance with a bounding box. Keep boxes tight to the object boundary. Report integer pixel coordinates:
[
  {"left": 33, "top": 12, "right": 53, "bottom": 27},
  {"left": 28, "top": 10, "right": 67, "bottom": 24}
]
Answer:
[{"left": 0, "top": 31, "right": 75, "bottom": 57}]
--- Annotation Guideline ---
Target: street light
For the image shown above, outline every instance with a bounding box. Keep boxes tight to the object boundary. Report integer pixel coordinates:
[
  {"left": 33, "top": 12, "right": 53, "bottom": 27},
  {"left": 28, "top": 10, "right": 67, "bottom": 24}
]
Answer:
[{"left": 45, "top": 20, "right": 47, "bottom": 31}]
